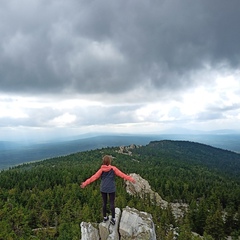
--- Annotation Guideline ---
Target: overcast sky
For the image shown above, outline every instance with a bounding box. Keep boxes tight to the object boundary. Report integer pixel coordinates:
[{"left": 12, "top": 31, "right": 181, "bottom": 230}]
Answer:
[{"left": 1, "top": 0, "right": 240, "bottom": 141}]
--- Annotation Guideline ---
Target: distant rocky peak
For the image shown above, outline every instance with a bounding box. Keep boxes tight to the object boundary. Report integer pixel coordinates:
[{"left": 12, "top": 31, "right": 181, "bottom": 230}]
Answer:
[{"left": 116, "top": 144, "right": 139, "bottom": 155}]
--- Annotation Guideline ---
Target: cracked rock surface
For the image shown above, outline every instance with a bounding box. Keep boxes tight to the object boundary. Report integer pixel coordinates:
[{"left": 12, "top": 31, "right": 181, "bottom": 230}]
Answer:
[{"left": 81, "top": 206, "right": 156, "bottom": 240}]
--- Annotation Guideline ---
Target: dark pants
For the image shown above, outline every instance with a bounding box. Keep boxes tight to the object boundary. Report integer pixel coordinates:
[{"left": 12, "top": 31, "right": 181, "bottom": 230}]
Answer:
[{"left": 101, "top": 192, "right": 115, "bottom": 218}]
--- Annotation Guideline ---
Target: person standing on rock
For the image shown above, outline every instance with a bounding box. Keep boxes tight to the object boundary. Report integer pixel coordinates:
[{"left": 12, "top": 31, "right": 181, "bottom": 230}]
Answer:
[{"left": 80, "top": 155, "right": 135, "bottom": 225}]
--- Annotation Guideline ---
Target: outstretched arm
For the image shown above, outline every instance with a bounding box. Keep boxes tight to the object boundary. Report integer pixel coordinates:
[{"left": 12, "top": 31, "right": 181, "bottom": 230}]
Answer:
[
  {"left": 80, "top": 169, "right": 102, "bottom": 188},
  {"left": 112, "top": 166, "right": 135, "bottom": 183}
]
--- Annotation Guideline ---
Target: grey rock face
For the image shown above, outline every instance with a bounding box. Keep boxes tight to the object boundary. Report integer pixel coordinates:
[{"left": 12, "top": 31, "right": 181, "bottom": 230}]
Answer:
[
  {"left": 126, "top": 173, "right": 188, "bottom": 219},
  {"left": 80, "top": 222, "right": 99, "bottom": 240},
  {"left": 99, "top": 207, "right": 121, "bottom": 240},
  {"left": 119, "top": 206, "right": 156, "bottom": 240},
  {"left": 125, "top": 173, "right": 168, "bottom": 208},
  {"left": 80, "top": 207, "right": 156, "bottom": 240}
]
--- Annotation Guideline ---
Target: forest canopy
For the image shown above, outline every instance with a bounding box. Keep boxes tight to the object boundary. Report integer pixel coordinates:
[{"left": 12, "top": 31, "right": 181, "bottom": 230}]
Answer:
[{"left": 0, "top": 140, "right": 240, "bottom": 239}]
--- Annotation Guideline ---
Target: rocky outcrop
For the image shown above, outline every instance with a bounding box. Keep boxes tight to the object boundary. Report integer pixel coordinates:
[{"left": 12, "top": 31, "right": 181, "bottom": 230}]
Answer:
[
  {"left": 126, "top": 173, "right": 188, "bottom": 219},
  {"left": 80, "top": 222, "right": 99, "bottom": 240},
  {"left": 119, "top": 206, "right": 156, "bottom": 240},
  {"left": 98, "top": 208, "right": 121, "bottom": 240},
  {"left": 80, "top": 206, "right": 156, "bottom": 240},
  {"left": 81, "top": 173, "right": 189, "bottom": 239},
  {"left": 125, "top": 173, "right": 168, "bottom": 208},
  {"left": 117, "top": 144, "right": 139, "bottom": 155}
]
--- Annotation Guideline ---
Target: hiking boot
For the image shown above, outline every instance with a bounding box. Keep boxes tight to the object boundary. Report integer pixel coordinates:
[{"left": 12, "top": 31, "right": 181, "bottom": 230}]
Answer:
[
  {"left": 103, "top": 216, "right": 109, "bottom": 222},
  {"left": 110, "top": 218, "right": 115, "bottom": 225}
]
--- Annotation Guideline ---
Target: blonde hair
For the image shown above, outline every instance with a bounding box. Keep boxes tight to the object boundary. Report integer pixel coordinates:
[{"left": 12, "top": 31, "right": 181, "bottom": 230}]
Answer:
[{"left": 102, "top": 155, "right": 112, "bottom": 166}]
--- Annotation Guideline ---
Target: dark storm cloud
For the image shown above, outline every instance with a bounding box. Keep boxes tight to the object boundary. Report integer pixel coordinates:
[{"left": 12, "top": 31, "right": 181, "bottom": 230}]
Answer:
[{"left": 1, "top": 0, "right": 240, "bottom": 96}]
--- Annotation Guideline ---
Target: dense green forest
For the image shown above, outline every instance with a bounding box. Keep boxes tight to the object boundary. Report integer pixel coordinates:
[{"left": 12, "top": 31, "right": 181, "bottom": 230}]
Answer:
[{"left": 0, "top": 140, "right": 240, "bottom": 239}]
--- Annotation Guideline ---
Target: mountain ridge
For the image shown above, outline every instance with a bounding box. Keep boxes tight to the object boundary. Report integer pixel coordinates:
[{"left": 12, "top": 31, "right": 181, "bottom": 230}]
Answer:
[
  {"left": 1, "top": 133, "right": 240, "bottom": 170},
  {"left": 134, "top": 140, "right": 240, "bottom": 179}
]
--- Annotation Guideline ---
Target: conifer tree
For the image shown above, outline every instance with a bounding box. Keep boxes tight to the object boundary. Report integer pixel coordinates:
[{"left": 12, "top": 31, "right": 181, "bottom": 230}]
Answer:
[{"left": 205, "top": 209, "right": 225, "bottom": 240}]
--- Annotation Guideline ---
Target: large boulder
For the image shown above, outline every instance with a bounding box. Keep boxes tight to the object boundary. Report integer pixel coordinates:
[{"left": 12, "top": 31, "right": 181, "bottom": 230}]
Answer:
[
  {"left": 80, "top": 222, "right": 99, "bottom": 240},
  {"left": 119, "top": 206, "right": 156, "bottom": 240},
  {"left": 80, "top": 207, "right": 156, "bottom": 240},
  {"left": 99, "top": 207, "right": 121, "bottom": 240}
]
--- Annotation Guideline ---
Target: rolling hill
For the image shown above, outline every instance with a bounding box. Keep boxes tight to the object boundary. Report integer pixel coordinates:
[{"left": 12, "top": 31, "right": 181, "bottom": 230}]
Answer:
[
  {"left": 134, "top": 140, "right": 240, "bottom": 178},
  {"left": 1, "top": 133, "right": 240, "bottom": 170}
]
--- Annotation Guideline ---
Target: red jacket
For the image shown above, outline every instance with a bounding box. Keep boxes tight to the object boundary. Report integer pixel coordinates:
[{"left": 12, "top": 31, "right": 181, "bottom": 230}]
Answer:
[{"left": 81, "top": 164, "right": 135, "bottom": 188}]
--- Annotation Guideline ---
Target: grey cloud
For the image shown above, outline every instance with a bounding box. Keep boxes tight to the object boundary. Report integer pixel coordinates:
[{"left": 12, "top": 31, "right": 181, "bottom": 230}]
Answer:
[
  {"left": 208, "top": 103, "right": 240, "bottom": 112},
  {"left": 1, "top": 0, "right": 240, "bottom": 96},
  {"left": 196, "top": 103, "right": 240, "bottom": 122},
  {"left": 0, "top": 103, "right": 142, "bottom": 128},
  {"left": 196, "top": 111, "right": 223, "bottom": 121},
  {"left": 0, "top": 107, "right": 62, "bottom": 128},
  {"left": 73, "top": 104, "right": 141, "bottom": 125}
]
